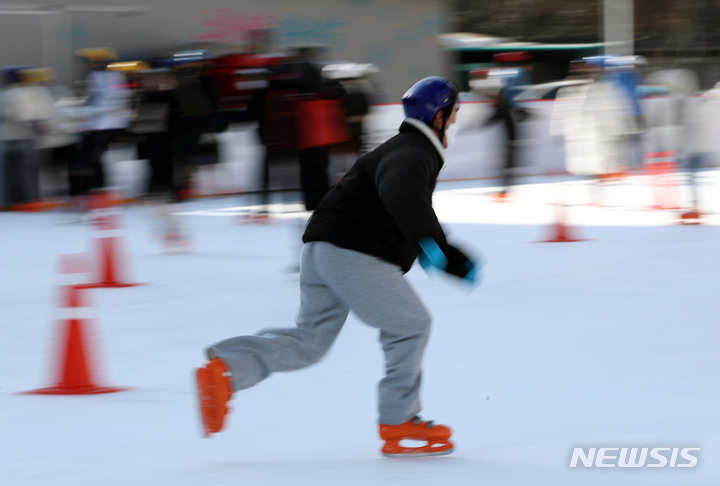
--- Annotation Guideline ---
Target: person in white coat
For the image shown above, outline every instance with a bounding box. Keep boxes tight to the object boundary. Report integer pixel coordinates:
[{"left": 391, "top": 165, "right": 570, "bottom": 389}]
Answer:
[
  {"left": 0, "top": 67, "right": 55, "bottom": 208},
  {"left": 550, "top": 59, "right": 635, "bottom": 205}
]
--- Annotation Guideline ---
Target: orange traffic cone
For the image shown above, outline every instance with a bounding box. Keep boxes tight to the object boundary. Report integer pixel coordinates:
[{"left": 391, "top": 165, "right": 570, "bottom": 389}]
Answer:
[
  {"left": 537, "top": 203, "right": 586, "bottom": 242},
  {"left": 80, "top": 191, "right": 143, "bottom": 288},
  {"left": 644, "top": 152, "right": 680, "bottom": 210},
  {"left": 679, "top": 209, "right": 702, "bottom": 225},
  {"left": 486, "top": 192, "right": 510, "bottom": 203},
  {"left": 25, "top": 254, "right": 127, "bottom": 395}
]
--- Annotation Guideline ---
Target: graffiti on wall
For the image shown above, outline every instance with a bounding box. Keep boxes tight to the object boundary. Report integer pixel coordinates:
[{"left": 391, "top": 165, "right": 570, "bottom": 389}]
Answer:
[
  {"left": 279, "top": 15, "right": 347, "bottom": 46},
  {"left": 57, "top": 21, "right": 91, "bottom": 46},
  {"left": 190, "top": 4, "right": 442, "bottom": 96},
  {"left": 195, "top": 9, "right": 347, "bottom": 47},
  {"left": 195, "top": 10, "right": 275, "bottom": 42},
  {"left": 363, "top": 45, "right": 394, "bottom": 67}
]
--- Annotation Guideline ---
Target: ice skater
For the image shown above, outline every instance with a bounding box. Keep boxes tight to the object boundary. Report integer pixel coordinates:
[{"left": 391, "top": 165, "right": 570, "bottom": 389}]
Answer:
[{"left": 196, "top": 77, "right": 481, "bottom": 457}]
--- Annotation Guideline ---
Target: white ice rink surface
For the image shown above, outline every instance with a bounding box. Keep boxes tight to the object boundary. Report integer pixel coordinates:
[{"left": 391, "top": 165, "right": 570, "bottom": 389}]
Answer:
[{"left": 2, "top": 173, "right": 719, "bottom": 485}]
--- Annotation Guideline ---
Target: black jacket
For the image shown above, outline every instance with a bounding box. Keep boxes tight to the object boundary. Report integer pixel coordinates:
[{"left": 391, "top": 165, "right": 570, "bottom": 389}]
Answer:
[{"left": 303, "top": 120, "right": 471, "bottom": 277}]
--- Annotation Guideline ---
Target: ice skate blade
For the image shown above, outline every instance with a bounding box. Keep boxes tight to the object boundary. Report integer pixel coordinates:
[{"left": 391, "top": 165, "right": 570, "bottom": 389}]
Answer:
[
  {"left": 382, "top": 447, "right": 455, "bottom": 458},
  {"left": 381, "top": 439, "right": 455, "bottom": 457}
]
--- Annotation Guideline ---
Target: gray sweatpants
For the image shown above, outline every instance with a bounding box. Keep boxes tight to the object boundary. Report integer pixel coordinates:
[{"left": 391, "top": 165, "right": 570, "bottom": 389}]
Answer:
[{"left": 207, "top": 241, "right": 431, "bottom": 425}]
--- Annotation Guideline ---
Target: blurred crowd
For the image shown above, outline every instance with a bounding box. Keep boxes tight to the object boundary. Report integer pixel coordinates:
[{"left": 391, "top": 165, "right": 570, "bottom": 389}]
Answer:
[
  {"left": 468, "top": 52, "right": 713, "bottom": 210},
  {"left": 2, "top": 43, "right": 716, "bottom": 232},
  {"left": 0, "top": 44, "right": 380, "bottom": 228}
]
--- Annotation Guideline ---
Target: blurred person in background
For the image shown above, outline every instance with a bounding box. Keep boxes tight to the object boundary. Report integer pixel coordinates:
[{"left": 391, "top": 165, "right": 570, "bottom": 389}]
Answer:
[
  {"left": 32, "top": 68, "right": 84, "bottom": 203},
  {"left": 163, "top": 50, "right": 229, "bottom": 202},
  {"left": 474, "top": 65, "right": 529, "bottom": 201},
  {"left": 125, "top": 65, "right": 190, "bottom": 250},
  {"left": 683, "top": 79, "right": 720, "bottom": 214},
  {"left": 195, "top": 76, "right": 481, "bottom": 458},
  {"left": 321, "top": 62, "right": 375, "bottom": 168},
  {"left": 291, "top": 46, "right": 351, "bottom": 213},
  {"left": 241, "top": 63, "right": 283, "bottom": 222},
  {"left": 243, "top": 48, "right": 357, "bottom": 224},
  {"left": 492, "top": 51, "right": 534, "bottom": 108},
  {"left": 338, "top": 67, "right": 372, "bottom": 158},
  {"left": 0, "top": 66, "right": 55, "bottom": 209},
  {"left": 644, "top": 68, "right": 700, "bottom": 165},
  {"left": 72, "top": 48, "right": 132, "bottom": 210},
  {"left": 643, "top": 68, "right": 702, "bottom": 214},
  {"left": 242, "top": 58, "right": 302, "bottom": 218},
  {"left": 604, "top": 56, "right": 647, "bottom": 171},
  {"left": 128, "top": 66, "right": 176, "bottom": 199},
  {"left": 550, "top": 57, "right": 635, "bottom": 205},
  {"left": 250, "top": 46, "right": 351, "bottom": 216}
]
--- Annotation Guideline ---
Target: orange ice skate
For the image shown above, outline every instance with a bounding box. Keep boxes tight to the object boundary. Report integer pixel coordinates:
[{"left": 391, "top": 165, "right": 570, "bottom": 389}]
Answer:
[
  {"left": 196, "top": 358, "right": 234, "bottom": 437},
  {"left": 379, "top": 416, "right": 454, "bottom": 457}
]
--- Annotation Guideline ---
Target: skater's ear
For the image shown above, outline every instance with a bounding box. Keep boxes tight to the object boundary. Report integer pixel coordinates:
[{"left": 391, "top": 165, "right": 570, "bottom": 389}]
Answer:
[{"left": 431, "top": 110, "right": 444, "bottom": 131}]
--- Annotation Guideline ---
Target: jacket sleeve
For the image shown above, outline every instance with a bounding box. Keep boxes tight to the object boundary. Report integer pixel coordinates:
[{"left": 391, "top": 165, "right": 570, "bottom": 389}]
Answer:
[{"left": 375, "top": 144, "right": 474, "bottom": 279}]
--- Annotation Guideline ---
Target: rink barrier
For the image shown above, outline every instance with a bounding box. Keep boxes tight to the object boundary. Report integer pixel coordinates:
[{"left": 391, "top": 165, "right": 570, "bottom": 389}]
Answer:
[
  {"left": 5, "top": 200, "right": 66, "bottom": 212},
  {"left": 23, "top": 254, "right": 128, "bottom": 395},
  {"left": 0, "top": 173, "right": 550, "bottom": 211}
]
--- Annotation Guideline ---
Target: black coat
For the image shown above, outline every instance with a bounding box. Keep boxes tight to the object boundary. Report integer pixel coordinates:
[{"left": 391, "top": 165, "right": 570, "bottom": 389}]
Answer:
[{"left": 303, "top": 121, "right": 471, "bottom": 277}]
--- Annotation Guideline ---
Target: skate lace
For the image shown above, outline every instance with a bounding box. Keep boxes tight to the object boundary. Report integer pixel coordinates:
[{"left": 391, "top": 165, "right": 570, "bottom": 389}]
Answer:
[{"left": 412, "top": 416, "right": 435, "bottom": 428}]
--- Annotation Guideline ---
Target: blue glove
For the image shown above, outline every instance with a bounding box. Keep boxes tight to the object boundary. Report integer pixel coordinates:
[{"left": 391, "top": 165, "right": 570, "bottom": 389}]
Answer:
[
  {"left": 418, "top": 238, "right": 448, "bottom": 275},
  {"left": 418, "top": 238, "right": 484, "bottom": 292}
]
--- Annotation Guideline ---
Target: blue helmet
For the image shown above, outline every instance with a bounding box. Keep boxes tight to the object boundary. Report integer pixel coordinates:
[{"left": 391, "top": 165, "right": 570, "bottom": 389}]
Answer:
[{"left": 402, "top": 76, "right": 458, "bottom": 123}]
